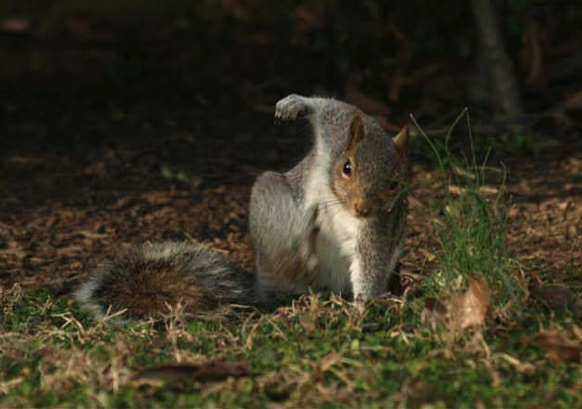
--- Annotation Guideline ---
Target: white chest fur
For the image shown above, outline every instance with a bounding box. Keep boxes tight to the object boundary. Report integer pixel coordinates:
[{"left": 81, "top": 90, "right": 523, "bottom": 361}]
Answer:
[
  {"left": 304, "top": 172, "right": 361, "bottom": 294},
  {"left": 302, "top": 129, "right": 362, "bottom": 295},
  {"left": 314, "top": 191, "right": 361, "bottom": 294}
]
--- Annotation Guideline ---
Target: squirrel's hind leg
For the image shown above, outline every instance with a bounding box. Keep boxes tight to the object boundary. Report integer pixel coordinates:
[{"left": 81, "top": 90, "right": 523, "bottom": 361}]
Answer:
[{"left": 249, "top": 171, "right": 318, "bottom": 302}]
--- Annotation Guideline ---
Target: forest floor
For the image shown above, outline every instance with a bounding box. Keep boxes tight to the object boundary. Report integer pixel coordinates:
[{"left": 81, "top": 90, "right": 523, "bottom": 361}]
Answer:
[{"left": 1, "top": 30, "right": 582, "bottom": 408}]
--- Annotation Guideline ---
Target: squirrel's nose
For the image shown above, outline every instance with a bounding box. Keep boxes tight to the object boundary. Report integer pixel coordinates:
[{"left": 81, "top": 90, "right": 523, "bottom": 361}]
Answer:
[{"left": 353, "top": 201, "right": 370, "bottom": 217}]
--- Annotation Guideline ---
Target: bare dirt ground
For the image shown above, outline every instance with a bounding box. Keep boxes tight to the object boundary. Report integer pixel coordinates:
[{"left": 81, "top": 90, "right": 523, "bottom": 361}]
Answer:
[{"left": 1, "top": 36, "right": 581, "bottom": 301}]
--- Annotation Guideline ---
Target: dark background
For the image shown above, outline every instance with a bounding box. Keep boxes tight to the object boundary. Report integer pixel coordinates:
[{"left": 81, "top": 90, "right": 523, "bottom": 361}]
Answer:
[{"left": 0, "top": 0, "right": 581, "bottom": 290}]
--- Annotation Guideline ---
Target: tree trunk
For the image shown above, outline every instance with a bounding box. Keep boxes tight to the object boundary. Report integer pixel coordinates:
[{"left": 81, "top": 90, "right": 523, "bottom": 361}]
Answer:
[{"left": 470, "top": 0, "right": 524, "bottom": 122}]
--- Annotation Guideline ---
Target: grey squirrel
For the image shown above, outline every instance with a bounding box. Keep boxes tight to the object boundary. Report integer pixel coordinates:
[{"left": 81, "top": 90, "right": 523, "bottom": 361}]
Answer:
[{"left": 74, "top": 94, "right": 409, "bottom": 320}]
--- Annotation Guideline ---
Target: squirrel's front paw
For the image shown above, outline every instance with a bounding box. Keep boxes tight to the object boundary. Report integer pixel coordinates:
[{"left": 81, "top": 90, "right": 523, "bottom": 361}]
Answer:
[
  {"left": 275, "top": 94, "right": 312, "bottom": 121},
  {"left": 354, "top": 294, "right": 368, "bottom": 314},
  {"left": 298, "top": 225, "right": 319, "bottom": 273}
]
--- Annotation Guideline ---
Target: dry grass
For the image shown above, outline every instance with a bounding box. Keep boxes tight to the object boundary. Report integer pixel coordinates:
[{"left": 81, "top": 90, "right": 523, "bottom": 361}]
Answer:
[{"left": 2, "top": 274, "right": 582, "bottom": 408}]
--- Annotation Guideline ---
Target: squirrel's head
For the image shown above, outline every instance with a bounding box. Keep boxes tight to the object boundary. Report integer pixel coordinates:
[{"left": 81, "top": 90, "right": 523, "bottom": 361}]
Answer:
[{"left": 332, "top": 115, "right": 408, "bottom": 219}]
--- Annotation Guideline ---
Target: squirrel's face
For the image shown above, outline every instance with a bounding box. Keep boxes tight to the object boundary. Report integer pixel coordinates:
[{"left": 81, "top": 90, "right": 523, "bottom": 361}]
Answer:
[{"left": 332, "top": 115, "right": 408, "bottom": 219}]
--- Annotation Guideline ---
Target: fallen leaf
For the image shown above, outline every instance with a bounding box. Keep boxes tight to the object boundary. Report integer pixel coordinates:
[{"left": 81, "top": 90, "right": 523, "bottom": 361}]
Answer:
[
  {"left": 420, "top": 249, "right": 437, "bottom": 263},
  {"left": 508, "top": 206, "right": 521, "bottom": 218},
  {"left": 294, "top": 6, "right": 325, "bottom": 33},
  {"left": 561, "top": 89, "right": 582, "bottom": 111},
  {"left": 535, "top": 329, "right": 582, "bottom": 363},
  {"left": 448, "top": 277, "right": 491, "bottom": 332},
  {"left": 0, "top": 241, "right": 27, "bottom": 259},
  {"left": 113, "top": 196, "right": 138, "bottom": 211},
  {"left": 0, "top": 18, "right": 30, "bottom": 34},
  {"left": 78, "top": 230, "right": 109, "bottom": 240},
  {"left": 479, "top": 186, "right": 499, "bottom": 195},
  {"left": 83, "top": 161, "right": 106, "bottom": 177},
  {"left": 56, "top": 245, "right": 84, "bottom": 256},
  {"left": 557, "top": 201, "right": 571, "bottom": 214},
  {"left": 448, "top": 185, "right": 466, "bottom": 195},
  {"left": 534, "top": 284, "right": 577, "bottom": 311},
  {"left": 132, "top": 360, "right": 249, "bottom": 382}
]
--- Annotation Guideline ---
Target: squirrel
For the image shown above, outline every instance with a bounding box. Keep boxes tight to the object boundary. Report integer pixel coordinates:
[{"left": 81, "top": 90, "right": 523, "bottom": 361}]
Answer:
[{"left": 74, "top": 94, "right": 409, "bottom": 320}]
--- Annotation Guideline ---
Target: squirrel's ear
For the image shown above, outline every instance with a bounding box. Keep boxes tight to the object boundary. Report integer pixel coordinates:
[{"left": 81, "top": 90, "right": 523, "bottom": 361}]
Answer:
[
  {"left": 347, "top": 115, "right": 366, "bottom": 151},
  {"left": 393, "top": 125, "right": 409, "bottom": 152}
]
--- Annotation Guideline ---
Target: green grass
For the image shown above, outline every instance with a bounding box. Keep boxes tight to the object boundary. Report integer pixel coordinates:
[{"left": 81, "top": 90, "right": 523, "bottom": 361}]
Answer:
[
  {"left": 411, "top": 109, "right": 526, "bottom": 313},
  {"left": 1, "top": 289, "right": 581, "bottom": 408}
]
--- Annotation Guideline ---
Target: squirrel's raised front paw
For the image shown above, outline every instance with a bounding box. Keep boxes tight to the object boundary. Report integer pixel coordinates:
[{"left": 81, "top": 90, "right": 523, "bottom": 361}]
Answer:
[{"left": 274, "top": 94, "right": 312, "bottom": 121}]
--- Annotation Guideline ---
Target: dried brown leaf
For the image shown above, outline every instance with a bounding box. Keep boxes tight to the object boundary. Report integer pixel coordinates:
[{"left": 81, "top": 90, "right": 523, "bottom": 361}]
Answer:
[
  {"left": 0, "top": 241, "right": 27, "bottom": 259},
  {"left": 561, "top": 89, "right": 582, "bottom": 111},
  {"left": 448, "top": 185, "right": 466, "bottom": 195},
  {"left": 535, "top": 330, "right": 582, "bottom": 363},
  {"left": 0, "top": 18, "right": 30, "bottom": 34},
  {"left": 479, "top": 186, "right": 499, "bottom": 195},
  {"left": 78, "top": 230, "right": 109, "bottom": 240},
  {"left": 448, "top": 277, "right": 491, "bottom": 332},
  {"left": 535, "top": 284, "right": 577, "bottom": 310}
]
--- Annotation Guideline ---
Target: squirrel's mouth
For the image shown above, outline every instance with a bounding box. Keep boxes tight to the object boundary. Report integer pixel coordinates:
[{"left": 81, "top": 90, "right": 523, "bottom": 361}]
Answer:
[{"left": 351, "top": 202, "right": 379, "bottom": 219}]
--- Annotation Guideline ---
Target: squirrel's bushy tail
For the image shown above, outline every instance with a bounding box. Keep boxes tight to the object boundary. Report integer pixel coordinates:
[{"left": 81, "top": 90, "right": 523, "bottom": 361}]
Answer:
[{"left": 73, "top": 242, "right": 256, "bottom": 320}]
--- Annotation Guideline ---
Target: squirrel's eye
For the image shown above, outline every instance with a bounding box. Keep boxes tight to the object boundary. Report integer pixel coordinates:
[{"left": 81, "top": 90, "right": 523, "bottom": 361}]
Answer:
[
  {"left": 389, "top": 180, "right": 399, "bottom": 190},
  {"left": 342, "top": 159, "right": 352, "bottom": 177}
]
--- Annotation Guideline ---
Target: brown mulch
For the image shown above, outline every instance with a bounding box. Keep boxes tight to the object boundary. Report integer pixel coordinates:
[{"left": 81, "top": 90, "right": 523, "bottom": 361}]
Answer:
[{"left": 1, "top": 38, "right": 580, "bottom": 299}]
